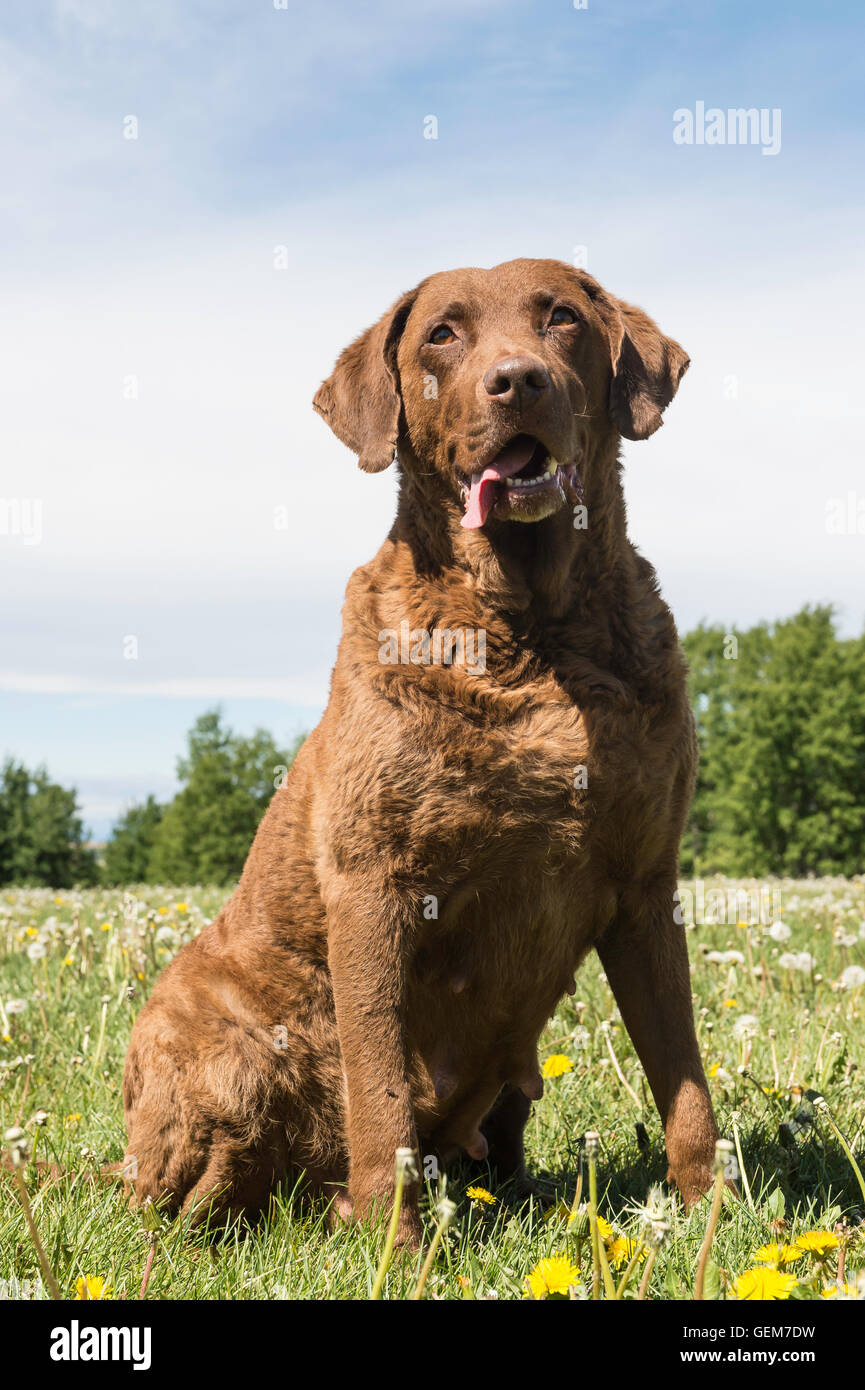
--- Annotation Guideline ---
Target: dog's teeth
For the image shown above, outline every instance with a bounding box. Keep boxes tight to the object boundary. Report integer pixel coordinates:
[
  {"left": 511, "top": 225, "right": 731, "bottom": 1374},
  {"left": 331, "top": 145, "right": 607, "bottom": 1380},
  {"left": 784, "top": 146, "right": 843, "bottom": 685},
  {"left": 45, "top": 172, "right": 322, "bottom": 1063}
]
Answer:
[{"left": 509, "top": 463, "right": 560, "bottom": 492}]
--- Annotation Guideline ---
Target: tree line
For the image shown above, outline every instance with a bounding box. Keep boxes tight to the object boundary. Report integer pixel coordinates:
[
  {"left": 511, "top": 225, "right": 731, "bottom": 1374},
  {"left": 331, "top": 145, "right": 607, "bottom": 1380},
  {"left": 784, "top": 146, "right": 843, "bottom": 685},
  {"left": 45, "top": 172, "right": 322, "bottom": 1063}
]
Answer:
[
  {"left": 681, "top": 606, "right": 865, "bottom": 878},
  {"left": 0, "top": 711, "right": 303, "bottom": 888},
  {"left": 1, "top": 607, "right": 862, "bottom": 888}
]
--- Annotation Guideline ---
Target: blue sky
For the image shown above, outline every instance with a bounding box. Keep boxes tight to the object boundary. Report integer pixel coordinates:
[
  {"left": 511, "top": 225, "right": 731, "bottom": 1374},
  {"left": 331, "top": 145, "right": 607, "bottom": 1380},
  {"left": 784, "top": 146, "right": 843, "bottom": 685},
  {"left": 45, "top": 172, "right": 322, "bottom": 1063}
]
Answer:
[{"left": 2, "top": 0, "right": 863, "bottom": 837}]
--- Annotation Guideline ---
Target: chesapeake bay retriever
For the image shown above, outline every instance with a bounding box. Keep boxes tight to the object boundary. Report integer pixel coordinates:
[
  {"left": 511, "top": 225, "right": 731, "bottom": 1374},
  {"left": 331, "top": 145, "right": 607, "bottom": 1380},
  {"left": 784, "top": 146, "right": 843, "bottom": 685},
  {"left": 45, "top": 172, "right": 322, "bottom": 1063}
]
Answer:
[{"left": 123, "top": 258, "right": 719, "bottom": 1241}]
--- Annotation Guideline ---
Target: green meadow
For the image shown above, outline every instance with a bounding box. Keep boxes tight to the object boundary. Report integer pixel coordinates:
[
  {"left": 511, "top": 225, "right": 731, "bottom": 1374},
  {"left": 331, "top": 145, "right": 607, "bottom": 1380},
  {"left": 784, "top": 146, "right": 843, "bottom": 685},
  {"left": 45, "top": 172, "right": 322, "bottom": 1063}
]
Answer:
[{"left": 1, "top": 879, "right": 863, "bottom": 1301}]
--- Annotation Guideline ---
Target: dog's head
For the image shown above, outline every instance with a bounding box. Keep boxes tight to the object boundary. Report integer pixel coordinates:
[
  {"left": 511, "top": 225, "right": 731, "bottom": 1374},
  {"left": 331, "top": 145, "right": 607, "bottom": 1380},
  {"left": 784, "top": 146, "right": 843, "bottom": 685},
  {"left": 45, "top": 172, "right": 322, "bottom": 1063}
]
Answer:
[{"left": 313, "top": 258, "right": 688, "bottom": 531}]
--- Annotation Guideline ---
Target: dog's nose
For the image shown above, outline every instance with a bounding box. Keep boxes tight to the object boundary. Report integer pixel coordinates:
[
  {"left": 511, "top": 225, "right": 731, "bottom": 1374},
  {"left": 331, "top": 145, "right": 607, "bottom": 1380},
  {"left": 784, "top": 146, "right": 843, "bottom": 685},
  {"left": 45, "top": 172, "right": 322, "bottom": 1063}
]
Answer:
[{"left": 483, "top": 354, "right": 551, "bottom": 410}]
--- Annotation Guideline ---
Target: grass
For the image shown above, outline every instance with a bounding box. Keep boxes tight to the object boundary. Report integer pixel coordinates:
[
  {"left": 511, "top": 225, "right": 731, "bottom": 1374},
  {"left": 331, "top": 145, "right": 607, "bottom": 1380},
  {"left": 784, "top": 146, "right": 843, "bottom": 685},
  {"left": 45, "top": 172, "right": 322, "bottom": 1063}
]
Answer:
[{"left": 1, "top": 878, "right": 864, "bottom": 1300}]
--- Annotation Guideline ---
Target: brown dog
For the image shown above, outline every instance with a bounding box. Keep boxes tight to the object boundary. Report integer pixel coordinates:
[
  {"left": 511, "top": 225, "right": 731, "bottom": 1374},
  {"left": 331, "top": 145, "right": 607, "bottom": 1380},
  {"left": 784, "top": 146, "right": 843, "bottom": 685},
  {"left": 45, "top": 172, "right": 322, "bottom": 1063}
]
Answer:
[{"left": 123, "top": 258, "right": 719, "bottom": 1241}]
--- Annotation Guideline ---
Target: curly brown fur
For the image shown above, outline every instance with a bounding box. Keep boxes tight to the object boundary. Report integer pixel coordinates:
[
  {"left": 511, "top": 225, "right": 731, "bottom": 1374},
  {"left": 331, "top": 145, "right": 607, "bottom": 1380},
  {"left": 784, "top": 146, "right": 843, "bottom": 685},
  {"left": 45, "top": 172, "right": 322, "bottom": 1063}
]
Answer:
[{"left": 124, "top": 258, "right": 718, "bottom": 1239}]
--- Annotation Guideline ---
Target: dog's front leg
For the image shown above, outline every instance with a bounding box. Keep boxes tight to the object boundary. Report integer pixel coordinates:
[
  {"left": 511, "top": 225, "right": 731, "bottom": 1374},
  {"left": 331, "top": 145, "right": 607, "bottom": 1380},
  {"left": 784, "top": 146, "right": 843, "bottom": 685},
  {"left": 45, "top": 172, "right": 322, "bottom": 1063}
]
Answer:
[
  {"left": 327, "top": 885, "right": 421, "bottom": 1246},
  {"left": 596, "top": 882, "right": 719, "bottom": 1211}
]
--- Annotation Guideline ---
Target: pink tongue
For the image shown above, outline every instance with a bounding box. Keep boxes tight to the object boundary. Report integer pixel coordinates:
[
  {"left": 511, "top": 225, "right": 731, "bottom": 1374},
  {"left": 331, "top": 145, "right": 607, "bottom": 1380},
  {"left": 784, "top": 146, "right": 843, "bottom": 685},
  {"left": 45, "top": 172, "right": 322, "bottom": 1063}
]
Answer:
[{"left": 460, "top": 436, "right": 538, "bottom": 530}]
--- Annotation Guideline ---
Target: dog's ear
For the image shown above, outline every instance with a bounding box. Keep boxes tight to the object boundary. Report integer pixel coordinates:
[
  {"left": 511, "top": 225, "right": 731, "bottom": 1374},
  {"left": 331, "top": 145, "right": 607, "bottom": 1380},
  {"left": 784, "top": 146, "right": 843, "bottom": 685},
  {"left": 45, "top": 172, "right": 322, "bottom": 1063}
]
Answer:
[
  {"left": 606, "top": 298, "right": 689, "bottom": 441},
  {"left": 313, "top": 288, "right": 420, "bottom": 473}
]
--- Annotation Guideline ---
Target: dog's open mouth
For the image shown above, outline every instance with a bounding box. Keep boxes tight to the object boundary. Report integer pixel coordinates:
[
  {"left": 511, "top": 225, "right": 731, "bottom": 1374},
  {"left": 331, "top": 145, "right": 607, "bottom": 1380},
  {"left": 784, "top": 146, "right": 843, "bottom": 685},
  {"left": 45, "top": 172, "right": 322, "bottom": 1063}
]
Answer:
[{"left": 459, "top": 434, "right": 581, "bottom": 529}]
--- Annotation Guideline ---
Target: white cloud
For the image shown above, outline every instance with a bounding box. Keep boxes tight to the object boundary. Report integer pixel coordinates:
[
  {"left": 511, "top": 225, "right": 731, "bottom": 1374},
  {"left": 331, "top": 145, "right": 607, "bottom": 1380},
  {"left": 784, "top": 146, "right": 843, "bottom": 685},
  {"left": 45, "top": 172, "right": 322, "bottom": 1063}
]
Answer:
[
  {"left": 2, "top": 196, "right": 862, "bottom": 652},
  {"left": 0, "top": 670, "right": 331, "bottom": 704}
]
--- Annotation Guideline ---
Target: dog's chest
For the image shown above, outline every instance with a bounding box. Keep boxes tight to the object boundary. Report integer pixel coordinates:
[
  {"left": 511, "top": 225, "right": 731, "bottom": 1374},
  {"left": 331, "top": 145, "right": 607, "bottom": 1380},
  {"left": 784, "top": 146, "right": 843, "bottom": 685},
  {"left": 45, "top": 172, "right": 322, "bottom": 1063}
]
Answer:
[
  {"left": 392, "top": 675, "right": 688, "bottom": 1125},
  {"left": 411, "top": 678, "right": 679, "bottom": 867}
]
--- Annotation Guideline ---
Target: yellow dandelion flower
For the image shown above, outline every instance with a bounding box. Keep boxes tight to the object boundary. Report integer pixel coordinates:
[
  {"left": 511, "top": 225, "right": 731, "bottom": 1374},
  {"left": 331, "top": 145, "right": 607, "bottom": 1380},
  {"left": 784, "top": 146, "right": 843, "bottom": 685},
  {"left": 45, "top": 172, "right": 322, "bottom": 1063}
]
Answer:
[
  {"left": 723, "top": 998, "right": 738, "bottom": 1008},
  {"left": 821, "top": 1283, "right": 857, "bottom": 1298},
  {"left": 543, "top": 1200, "right": 576, "bottom": 1226},
  {"left": 596, "top": 1214, "right": 614, "bottom": 1243},
  {"left": 466, "top": 1185, "right": 496, "bottom": 1206},
  {"left": 157, "top": 906, "right": 168, "bottom": 915},
  {"left": 64, "top": 956, "right": 74, "bottom": 966},
  {"left": 542, "top": 1054, "right": 573, "bottom": 1079},
  {"left": 64, "top": 1113, "right": 82, "bottom": 1128},
  {"left": 733, "top": 1267, "right": 797, "bottom": 1300},
  {"left": 524, "top": 1254, "right": 581, "bottom": 1299},
  {"left": 25, "top": 927, "right": 38, "bottom": 938},
  {"left": 2, "top": 1033, "right": 10, "bottom": 1043},
  {"left": 607, "top": 1236, "right": 646, "bottom": 1270},
  {"left": 100, "top": 922, "right": 112, "bottom": 931},
  {"left": 75, "top": 1275, "right": 112, "bottom": 1300},
  {"left": 754, "top": 1243, "right": 803, "bottom": 1266},
  {"left": 175, "top": 903, "right": 189, "bottom": 912},
  {"left": 795, "top": 1230, "right": 839, "bottom": 1256}
]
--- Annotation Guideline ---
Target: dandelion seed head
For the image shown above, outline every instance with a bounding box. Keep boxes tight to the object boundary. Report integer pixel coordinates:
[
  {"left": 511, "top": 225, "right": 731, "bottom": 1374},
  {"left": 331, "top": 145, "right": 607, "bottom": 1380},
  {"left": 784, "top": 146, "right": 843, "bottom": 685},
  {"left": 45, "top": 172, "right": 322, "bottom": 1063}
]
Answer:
[{"left": 731, "top": 1013, "right": 760, "bottom": 1039}]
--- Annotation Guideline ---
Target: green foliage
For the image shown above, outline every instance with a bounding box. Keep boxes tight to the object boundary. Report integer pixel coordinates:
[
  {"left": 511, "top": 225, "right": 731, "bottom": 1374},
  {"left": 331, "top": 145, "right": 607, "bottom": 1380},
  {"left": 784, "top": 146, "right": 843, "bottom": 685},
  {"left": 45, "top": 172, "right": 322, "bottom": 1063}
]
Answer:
[
  {"left": 0, "top": 759, "right": 97, "bottom": 888},
  {"left": 102, "top": 795, "right": 164, "bottom": 885},
  {"left": 682, "top": 606, "right": 865, "bottom": 877},
  {"left": 4, "top": 605, "right": 864, "bottom": 888},
  {"left": 136, "top": 709, "right": 302, "bottom": 886}
]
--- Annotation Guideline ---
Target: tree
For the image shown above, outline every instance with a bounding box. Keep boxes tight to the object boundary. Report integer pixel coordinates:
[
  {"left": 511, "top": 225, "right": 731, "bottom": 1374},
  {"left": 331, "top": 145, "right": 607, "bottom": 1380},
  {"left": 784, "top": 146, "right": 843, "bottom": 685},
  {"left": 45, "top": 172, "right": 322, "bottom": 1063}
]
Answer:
[
  {"left": 682, "top": 607, "right": 865, "bottom": 877},
  {"left": 0, "top": 759, "right": 97, "bottom": 887},
  {"left": 146, "top": 710, "right": 303, "bottom": 885},
  {"left": 102, "top": 796, "right": 164, "bottom": 885}
]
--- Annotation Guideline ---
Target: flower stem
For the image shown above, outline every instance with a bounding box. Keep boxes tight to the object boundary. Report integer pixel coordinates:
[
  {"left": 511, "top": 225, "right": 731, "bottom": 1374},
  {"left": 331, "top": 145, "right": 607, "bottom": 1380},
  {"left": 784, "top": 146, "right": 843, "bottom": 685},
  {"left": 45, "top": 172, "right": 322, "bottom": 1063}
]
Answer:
[
  {"left": 636, "top": 1248, "right": 657, "bottom": 1300},
  {"left": 730, "top": 1115, "right": 754, "bottom": 1212},
  {"left": 615, "top": 1241, "right": 646, "bottom": 1299},
  {"left": 92, "top": 996, "right": 109, "bottom": 1069},
  {"left": 585, "top": 1131, "right": 616, "bottom": 1299},
  {"left": 566, "top": 1169, "right": 583, "bottom": 1230},
  {"left": 410, "top": 1199, "right": 456, "bottom": 1301},
  {"left": 814, "top": 1096, "right": 865, "bottom": 1206},
  {"left": 370, "top": 1151, "right": 416, "bottom": 1300},
  {"left": 694, "top": 1139, "right": 733, "bottom": 1301},
  {"left": 12, "top": 1167, "right": 62, "bottom": 1300},
  {"left": 139, "top": 1235, "right": 158, "bottom": 1300}
]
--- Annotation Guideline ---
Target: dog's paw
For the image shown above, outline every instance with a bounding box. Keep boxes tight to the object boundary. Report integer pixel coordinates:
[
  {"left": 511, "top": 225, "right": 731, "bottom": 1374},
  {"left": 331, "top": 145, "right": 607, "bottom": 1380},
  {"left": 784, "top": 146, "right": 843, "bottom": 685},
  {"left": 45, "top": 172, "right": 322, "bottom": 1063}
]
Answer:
[
  {"left": 667, "top": 1160, "right": 738, "bottom": 1214},
  {"left": 394, "top": 1205, "right": 424, "bottom": 1251},
  {"left": 509, "top": 1171, "right": 554, "bottom": 1200},
  {"left": 325, "top": 1184, "right": 355, "bottom": 1228},
  {"left": 344, "top": 1179, "right": 423, "bottom": 1250}
]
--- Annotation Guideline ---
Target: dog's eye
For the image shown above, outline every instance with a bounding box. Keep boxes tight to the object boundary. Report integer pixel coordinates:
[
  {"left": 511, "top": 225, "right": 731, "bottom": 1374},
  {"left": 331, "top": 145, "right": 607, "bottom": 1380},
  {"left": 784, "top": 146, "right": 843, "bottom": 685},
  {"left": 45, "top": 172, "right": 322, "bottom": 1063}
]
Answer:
[
  {"left": 428, "top": 324, "right": 457, "bottom": 345},
  {"left": 549, "top": 306, "right": 578, "bottom": 327}
]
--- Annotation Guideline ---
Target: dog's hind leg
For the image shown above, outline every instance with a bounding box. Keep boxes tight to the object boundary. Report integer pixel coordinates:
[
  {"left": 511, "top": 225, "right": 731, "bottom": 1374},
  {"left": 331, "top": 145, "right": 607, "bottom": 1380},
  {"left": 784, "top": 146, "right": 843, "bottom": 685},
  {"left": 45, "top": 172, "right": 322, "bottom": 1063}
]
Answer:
[
  {"left": 179, "top": 1128, "right": 292, "bottom": 1225},
  {"left": 480, "top": 1083, "right": 533, "bottom": 1182}
]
